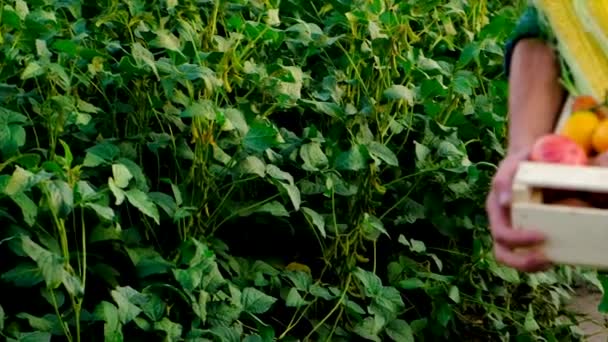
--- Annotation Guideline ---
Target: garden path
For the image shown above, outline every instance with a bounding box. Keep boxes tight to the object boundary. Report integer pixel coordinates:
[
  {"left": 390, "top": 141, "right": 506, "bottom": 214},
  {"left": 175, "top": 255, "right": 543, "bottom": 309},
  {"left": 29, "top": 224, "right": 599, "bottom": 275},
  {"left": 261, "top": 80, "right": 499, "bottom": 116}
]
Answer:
[{"left": 568, "top": 286, "right": 608, "bottom": 341}]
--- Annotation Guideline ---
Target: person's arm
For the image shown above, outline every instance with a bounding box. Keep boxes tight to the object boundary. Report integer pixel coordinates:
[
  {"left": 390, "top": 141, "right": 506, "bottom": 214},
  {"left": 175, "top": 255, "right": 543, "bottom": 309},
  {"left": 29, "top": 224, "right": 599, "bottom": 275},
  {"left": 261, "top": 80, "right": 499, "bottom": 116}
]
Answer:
[
  {"left": 502, "top": 6, "right": 566, "bottom": 154},
  {"left": 506, "top": 38, "right": 566, "bottom": 154},
  {"left": 484, "top": 7, "right": 566, "bottom": 273}
]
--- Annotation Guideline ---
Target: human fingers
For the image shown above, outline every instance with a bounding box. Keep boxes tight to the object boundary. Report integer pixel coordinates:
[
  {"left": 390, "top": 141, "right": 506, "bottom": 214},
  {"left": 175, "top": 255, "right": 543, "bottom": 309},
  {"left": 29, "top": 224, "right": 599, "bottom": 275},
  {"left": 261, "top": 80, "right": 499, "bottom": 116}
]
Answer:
[
  {"left": 486, "top": 189, "right": 545, "bottom": 248},
  {"left": 494, "top": 243, "right": 552, "bottom": 273},
  {"left": 492, "top": 150, "right": 530, "bottom": 206}
]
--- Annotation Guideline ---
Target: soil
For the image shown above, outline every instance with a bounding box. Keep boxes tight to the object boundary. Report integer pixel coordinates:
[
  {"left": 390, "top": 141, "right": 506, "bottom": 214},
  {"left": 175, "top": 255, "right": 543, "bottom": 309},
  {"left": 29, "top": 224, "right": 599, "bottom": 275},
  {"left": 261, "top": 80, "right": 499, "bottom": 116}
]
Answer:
[{"left": 567, "top": 286, "right": 608, "bottom": 341}]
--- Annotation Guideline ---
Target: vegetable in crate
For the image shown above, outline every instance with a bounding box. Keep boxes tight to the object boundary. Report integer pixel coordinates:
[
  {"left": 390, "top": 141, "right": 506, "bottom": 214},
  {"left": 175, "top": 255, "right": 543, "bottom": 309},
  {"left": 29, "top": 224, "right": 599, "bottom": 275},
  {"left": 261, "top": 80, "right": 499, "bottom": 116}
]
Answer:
[
  {"left": 559, "top": 110, "right": 599, "bottom": 152},
  {"left": 530, "top": 134, "right": 589, "bottom": 205},
  {"left": 530, "top": 134, "right": 587, "bottom": 165},
  {"left": 552, "top": 198, "right": 592, "bottom": 208},
  {"left": 558, "top": 97, "right": 608, "bottom": 155},
  {"left": 571, "top": 95, "right": 608, "bottom": 118},
  {"left": 591, "top": 119, "right": 608, "bottom": 153}
]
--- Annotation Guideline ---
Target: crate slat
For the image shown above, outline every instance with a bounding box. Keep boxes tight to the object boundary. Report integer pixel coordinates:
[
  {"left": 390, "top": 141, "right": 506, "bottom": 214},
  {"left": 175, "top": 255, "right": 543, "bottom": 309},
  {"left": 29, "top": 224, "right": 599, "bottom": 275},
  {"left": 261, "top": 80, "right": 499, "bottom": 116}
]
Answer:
[
  {"left": 510, "top": 95, "right": 608, "bottom": 268},
  {"left": 515, "top": 161, "right": 608, "bottom": 193},
  {"left": 512, "top": 202, "right": 608, "bottom": 269}
]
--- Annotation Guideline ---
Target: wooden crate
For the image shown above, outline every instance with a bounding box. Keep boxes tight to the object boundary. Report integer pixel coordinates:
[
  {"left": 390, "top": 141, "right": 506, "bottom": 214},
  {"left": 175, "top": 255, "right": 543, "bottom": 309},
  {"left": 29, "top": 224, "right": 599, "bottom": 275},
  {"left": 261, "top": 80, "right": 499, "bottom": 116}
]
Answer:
[{"left": 511, "top": 96, "right": 608, "bottom": 269}]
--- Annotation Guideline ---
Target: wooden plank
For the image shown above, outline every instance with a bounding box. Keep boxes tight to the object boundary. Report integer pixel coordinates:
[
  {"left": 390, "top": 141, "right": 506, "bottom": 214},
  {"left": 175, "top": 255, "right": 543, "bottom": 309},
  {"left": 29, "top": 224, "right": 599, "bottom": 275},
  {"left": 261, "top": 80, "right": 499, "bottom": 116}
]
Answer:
[
  {"left": 514, "top": 161, "right": 608, "bottom": 193},
  {"left": 512, "top": 182, "right": 543, "bottom": 204},
  {"left": 512, "top": 202, "right": 608, "bottom": 269},
  {"left": 508, "top": 95, "right": 608, "bottom": 268}
]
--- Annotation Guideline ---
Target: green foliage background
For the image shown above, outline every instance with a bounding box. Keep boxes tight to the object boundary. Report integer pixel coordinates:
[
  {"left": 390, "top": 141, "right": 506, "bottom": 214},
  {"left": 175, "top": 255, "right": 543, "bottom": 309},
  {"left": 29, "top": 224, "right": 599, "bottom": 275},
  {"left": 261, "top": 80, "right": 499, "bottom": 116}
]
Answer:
[{"left": 0, "top": 0, "right": 600, "bottom": 341}]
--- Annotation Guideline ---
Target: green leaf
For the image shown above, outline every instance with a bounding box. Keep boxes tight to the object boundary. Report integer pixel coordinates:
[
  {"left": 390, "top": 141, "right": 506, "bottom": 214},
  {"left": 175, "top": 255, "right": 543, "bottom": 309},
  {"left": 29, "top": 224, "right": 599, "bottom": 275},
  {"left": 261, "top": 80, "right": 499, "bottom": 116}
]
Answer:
[
  {"left": 367, "top": 142, "right": 398, "bottom": 166},
  {"left": 224, "top": 108, "right": 249, "bottom": 137},
  {"left": 435, "top": 302, "right": 453, "bottom": 327},
  {"left": 241, "top": 287, "right": 277, "bottom": 314},
  {"left": 15, "top": 313, "right": 61, "bottom": 335},
  {"left": 385, "top": 319, "right": 414, "bottom": 342},
  {"left": 344, "top": 298, "right": 366, "bottom": 315},
  {"left": 301, "top": 207, "right": 326, "bottom": 238},
  {"left": 300, "top": 142, "right": 329, "bottom": 171},
  {"left": 266, "top": 165, "right": 300, "bottom": 210},
  {"left": 0, "top": 107, "right": 28, "bottom": 157},
  {"left": 452, "top": 70, "right": 479, "bottom": 97},
  {"left": 151, "top": 29, "right": 181, "bottom": 52},
  {"left": 83, "top": 142, "right": 120, "bottom": 167},
  {"left": 395, "top": 198, "right": 425, "bottom": 224},
  {"left": 141, "top": 293, "right": 166, "bottom": 322},
  {"left": 148, "top": 192, "right": 177, "bottom": 217},
  {"left": 2, "top": 9, "right": 21, "bottom": 29},
  {"left": 301, "top": 100, "right": 344, "bottom": 118},
  {"left": 489, "top": 260, "right": 520, "bottom": 284},
  {"left": 154, "top": 318, "right": 183, "bottom": 339},
  {"left": 278, "top": 182, "right": 301, "bottom": 211},
  {"left": 285, "top": 288, "right": 308, "bottom": 308},
  {"left": 208, "top": 325, "right": 240, "bottom": 342},
  {"left": 85, "top": 203, "right": 115, "bottom": 221},
  {"left": 112, "top": 164, "right": 133, "bottom": 189},
  {"left": 111, "top": 287, "right": 143, "bottom": 324},
  {"left": 285, "top": 269, "right": 313, "bottom": 290},
  {"left": 458, "top": 42, "right": 480, "bottom": 67},
  {"left": 266, "top": 165, "right": 293, "bottom": 183},
  {"left": 310, "top": 285, "right": 337, "bottom": 300},
  {"left": 171, "top": 183, "right": 183, "bottom": 207},
  {"left": 212, "top": 144, "right": 233, "bottom": 165},
  {"left": 524, "top": 305, "right": 540, "bottom": 332},
  {"left": 4, "top": 166, "right": 34, "bottom": 196},
  {"left": 9, "top": 331, "right": 52, "bottom": 342},
  {"left": 334, "top": 145, "right": 368, "bottom": 171},
  {"left": 238, "top": 156, "right": 266, "bottom": 177},
  {"left": 353, "top": 267, "right": 383, "bottom": 297},
  {"left": 10, "top": 192, "right": 38, "bottom": 226},
  {"left": 125, "top": 247, "right": 174, "bottom": 278},
  {"left": 1, "top": 262, "right": 44, "bottom": 287},
  {"left": 125, "top": 189, "right": 160, "bottom": 225},
  {"left": 21, "top": 236, "right": 65, "bottom": 289},
  {"left": 448, "top": 286, "right": 460, "bottom": 304},
  {"left": 360, "top": 213, "right": 388, "bottom": 242},
  {"left": 173, "top": 266, "right": 202, "bottom": 292},
  {"left": 62, "top": 272, "right": 85, "bottom": 298},
  {"left": 398, "top": 235, "right": 426, "bottom": 253},
  {"left": 21, "top": 62, "right": 45, "bottom": 80},
  {"left": 399, "top": 278, "right": 425, "bottom": 290},
  {"left": 132, "top": 42, "right": 159, "bottom": 78},
  {"left": 244, "top": 120, "right": 280, "bottom": 153},
  {"left": 15, "top": 0, "right": 29, "bottom": 19},
  {"left": 83, "top": 153, "right": 106, "bottom": 168},
  {"left": 94, "top": 301, "right": 124, "bottom": 342},
  {"left": 77, "top": 99, "right": 102, "bottom": 113},
  {"left": 252, "top": 201, "right": 289, "bottom": 217},
  {"left": 109, "top": 178, "right": 126, "bottom": 205},
  {"left": 117, "top": 158, "right": 149, "bottom": 192},
  {"left": 44, "top": 180, "right": 74, "bottom": 217},
  {"left": 414, "top": 141, "right": 431, "bottom": 163},
  {"left": 353, "top": 315, "right": 384, "bottom": 342}
]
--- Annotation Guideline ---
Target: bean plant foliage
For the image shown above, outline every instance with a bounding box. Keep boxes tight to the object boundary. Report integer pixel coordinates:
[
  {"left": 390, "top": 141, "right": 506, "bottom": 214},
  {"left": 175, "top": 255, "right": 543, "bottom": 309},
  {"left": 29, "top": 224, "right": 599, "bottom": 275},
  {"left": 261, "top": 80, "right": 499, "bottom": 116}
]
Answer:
[{"left": 0, "top": 0, "right": 600, "bottom": 341}]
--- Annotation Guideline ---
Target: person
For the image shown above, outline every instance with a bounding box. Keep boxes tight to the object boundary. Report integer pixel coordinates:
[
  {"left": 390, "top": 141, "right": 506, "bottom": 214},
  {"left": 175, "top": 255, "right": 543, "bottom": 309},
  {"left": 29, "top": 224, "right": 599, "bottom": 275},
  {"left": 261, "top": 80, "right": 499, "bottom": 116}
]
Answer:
[{"left": 486, "top": 5, "right": 567, "bottom": 272}]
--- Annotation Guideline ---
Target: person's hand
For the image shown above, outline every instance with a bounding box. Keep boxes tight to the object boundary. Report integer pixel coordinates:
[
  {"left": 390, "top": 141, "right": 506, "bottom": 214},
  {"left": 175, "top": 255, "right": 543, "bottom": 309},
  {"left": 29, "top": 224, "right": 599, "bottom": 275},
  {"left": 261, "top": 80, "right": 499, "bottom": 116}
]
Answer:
[{"left": 486, "top": 148, "right": 552, "bottom": 272}]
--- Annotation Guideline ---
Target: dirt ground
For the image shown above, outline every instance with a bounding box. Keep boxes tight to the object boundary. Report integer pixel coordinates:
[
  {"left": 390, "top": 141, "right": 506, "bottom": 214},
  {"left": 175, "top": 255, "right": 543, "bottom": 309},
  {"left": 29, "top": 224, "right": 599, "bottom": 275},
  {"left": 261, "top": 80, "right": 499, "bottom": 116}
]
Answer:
[{"left": 567, "top": 286, "right": 608, "bottom": 341}]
